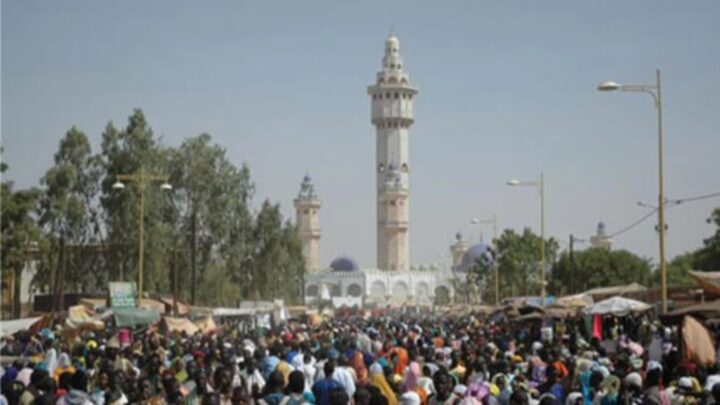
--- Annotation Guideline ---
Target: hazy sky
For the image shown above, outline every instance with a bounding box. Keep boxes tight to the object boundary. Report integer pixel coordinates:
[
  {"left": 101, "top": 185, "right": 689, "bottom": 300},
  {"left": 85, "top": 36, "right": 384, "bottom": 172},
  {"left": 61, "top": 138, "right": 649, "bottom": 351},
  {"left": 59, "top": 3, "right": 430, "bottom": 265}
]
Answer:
[{"left": 3, "top": 1, "right": 719, "bottom": 270}]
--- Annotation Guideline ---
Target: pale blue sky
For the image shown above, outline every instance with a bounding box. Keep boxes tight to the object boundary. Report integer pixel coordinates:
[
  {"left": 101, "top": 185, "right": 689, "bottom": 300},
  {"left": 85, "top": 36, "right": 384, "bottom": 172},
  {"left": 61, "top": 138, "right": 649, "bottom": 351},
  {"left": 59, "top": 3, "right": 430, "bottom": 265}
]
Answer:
[{"left": 3, "top": 1, "right": 719, "bottom": 270}]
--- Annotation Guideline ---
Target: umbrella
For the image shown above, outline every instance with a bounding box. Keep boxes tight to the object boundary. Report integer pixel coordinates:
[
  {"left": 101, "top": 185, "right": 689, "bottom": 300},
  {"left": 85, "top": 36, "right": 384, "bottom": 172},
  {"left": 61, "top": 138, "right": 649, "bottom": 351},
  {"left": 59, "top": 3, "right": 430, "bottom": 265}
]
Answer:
[{"left": 583, "top": 296, "right": 651, "bottom": 316}]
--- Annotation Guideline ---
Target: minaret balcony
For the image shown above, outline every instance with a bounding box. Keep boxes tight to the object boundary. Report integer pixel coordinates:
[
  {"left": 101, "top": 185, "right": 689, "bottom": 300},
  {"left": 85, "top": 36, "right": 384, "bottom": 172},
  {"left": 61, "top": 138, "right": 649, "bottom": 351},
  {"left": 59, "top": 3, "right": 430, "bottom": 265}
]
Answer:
[{"left": 379, "top": 220, "right": 409, "bottom": 230}]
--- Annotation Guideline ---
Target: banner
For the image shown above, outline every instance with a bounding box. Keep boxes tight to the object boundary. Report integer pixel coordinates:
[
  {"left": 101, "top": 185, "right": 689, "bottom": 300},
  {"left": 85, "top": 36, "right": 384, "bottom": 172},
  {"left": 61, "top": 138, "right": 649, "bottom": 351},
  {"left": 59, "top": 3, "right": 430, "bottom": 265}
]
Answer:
[{"left": 109, "top": 282, "right": 137, "bottom": 308}]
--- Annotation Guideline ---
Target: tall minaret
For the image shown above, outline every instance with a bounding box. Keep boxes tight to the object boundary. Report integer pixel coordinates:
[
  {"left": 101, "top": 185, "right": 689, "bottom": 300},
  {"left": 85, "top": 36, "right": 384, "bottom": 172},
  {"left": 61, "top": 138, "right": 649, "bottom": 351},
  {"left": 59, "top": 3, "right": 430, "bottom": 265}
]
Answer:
[
  {"left": 450, "top": 232, "right": 468, "bottom": 270},
  {"left": 367, "top": 35, "right": 418, "bottom": 271},
  {"left": 294, "top": 174, "right": 321, "bottom": 273}
]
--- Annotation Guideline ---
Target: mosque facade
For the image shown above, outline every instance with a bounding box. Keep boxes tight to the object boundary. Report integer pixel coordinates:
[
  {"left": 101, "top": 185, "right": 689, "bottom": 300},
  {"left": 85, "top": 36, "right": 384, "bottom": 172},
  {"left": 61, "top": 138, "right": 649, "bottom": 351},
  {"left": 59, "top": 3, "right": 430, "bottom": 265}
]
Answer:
[{"left": 295, "top": 36, "right": 489, "bottom": 308}]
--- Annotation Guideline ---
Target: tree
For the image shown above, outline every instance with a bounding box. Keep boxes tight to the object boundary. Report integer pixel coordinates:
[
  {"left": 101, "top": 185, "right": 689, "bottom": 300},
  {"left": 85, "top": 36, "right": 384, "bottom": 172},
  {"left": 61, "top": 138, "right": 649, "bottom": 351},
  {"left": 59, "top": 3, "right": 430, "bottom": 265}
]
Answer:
[
  {"left": 37, "top": 127, "right": 104, "bottom": 294},
  {"left": 168, "top": 134, "right": 254, "bottom": 304},
  {"left": 551, "top": 248, "right": 652, "bottom": 295},
  {"left": 1, "top": 152, "right": 42, "bottom": 318},
  {"left": 661, "top": 252, "right": 695, "bottom": 286},
  {"left": 694, "top": 207, "right": 720, "bottom": 271},
  {"left": 494, "top": 228, "right": 559, "bottom": 299},
  {"left": 466, "top": 248, "right": 495, "bottom": 304},
  {"left": 249, "top": 201, "right": 305, "bottom": 303},
  {"left": 99, "top": 110, "right": 172, "bottom": 293}
]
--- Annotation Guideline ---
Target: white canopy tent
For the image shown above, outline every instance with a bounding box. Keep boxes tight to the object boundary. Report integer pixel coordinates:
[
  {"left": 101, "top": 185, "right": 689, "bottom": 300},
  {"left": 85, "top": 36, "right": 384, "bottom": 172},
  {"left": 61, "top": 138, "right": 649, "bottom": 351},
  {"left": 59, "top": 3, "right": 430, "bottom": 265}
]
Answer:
[
  {"left": 0, "top": 317, "right": 43, "bottom": 337},
  {"left": 583, "top": 296, "right": 652, "bottom": 316}
]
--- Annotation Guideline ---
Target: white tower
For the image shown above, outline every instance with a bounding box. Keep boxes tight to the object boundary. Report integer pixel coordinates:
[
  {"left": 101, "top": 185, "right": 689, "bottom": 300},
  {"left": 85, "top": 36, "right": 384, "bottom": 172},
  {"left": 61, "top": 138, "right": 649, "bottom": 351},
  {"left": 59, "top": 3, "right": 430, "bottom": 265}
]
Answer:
[
  {"left": 590, "top": 221, "right": 613, "bottom": 250},
  {"left": 294, "top": 174, "right": 321, "bottom": 273},
  {"left": 450, "top": 232, "right": 468, "bottom": 270},
  {"left": 368, "top": 35, "right": 418, "bottom": 271}
]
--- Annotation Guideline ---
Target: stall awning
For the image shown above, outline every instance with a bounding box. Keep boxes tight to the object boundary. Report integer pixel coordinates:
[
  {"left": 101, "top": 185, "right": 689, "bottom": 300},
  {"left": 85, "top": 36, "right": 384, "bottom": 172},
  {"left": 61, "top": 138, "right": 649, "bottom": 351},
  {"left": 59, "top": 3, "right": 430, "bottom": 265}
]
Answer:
[{"left": 113, "top": 307, "right": 161, "bottom": 328}]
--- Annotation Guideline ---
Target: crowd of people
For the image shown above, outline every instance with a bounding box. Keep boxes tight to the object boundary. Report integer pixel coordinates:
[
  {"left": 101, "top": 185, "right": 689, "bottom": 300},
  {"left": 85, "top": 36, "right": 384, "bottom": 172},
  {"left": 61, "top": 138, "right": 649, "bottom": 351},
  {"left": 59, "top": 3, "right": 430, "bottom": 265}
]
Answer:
[{"left": 1, "top": 311, "right": 718, "bottom": 405}]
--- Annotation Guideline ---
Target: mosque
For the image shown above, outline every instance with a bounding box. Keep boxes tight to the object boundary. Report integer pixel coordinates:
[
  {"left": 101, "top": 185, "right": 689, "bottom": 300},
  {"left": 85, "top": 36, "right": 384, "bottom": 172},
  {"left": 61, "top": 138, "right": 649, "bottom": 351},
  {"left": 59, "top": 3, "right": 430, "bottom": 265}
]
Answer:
[{"left": 293, "top": 35, "right": 492, "bottom": 308}]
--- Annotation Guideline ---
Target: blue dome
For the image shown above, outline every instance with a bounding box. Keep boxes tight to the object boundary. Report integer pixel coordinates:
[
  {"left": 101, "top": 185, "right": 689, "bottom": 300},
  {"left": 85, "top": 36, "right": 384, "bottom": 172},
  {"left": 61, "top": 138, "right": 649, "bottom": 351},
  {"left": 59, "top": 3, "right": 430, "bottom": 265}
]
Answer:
[
  {"left": 330, "top": 255, "right": 359, "bottom": 272},
  {"left": 456, "top": 243, "right": 494, "bottom": 272}
]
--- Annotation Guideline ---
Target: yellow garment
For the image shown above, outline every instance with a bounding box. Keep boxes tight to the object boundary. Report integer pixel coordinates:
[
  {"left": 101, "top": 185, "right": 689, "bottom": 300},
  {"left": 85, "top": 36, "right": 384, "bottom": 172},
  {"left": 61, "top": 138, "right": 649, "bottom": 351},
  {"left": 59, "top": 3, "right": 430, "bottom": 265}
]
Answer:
[
  {"left": 450, "top": 365, "right": 466, "bottom": 380},
  {"left": 54, "top": 366, "right": 76, "bottom": 382},
  {"left": 277, "top": 361, "right": 293, "bottom": 385},
  {"left": 371, "top": 372, "right": 399, "bottom": 405}
]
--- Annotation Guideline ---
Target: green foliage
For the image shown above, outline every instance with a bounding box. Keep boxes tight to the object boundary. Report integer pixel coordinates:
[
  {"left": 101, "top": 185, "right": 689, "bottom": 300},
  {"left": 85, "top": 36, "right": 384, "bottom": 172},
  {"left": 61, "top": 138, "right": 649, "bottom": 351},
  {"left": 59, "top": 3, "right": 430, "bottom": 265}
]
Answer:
[
  {"left": 99, "top": 110, "right": 172, "bottom": 292},
  {"left": 465, "top": 249, "right": 495, "bottom": 304},
  {"left": 2, "top": 109, "right": 305, "bottom": 308},
  {"left": 661, "top": 252, "right": 695, "bottom": 286},
  {"left": 694, "top": 207, "right": 720, "bottom": 271},
  {"left": 249, "top": 201, "right": 305, "bottom": 303},
  {"left": 1, "top": 153, "right": 42, "bottom": 317},
  {"left": 494, "top": 228, "right": 559, "bottom": 299},
  {"left": 551, "top": 248, "right": 652, "bottom": 295},
  {"left": 36, "top": 127, "right": 104, "bottom": 292}
]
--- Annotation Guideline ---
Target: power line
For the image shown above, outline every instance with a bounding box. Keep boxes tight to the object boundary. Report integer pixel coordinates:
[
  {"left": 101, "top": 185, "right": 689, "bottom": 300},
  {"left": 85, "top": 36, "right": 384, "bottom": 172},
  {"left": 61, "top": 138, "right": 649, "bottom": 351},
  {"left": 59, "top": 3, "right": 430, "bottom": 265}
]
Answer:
[
  {"left": 670, "top": 190, "right": 720, "bottom": 205},
  {"left": 609, "top": 208, "right": 658, "bottom": 238},
  {"left": 612, "top": 190, "right": 720, "bottom": 239}
]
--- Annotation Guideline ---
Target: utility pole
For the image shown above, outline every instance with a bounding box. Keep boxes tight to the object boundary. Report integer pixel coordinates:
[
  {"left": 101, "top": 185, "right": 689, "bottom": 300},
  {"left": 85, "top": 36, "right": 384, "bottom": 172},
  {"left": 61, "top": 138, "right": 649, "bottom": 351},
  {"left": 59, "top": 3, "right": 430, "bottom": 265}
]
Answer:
[
  {"left": 191, "top": 210, "right": 197, "bottom": 305},
  {"left": 569, "top": 234, "right": 576, "bottom": 295}
]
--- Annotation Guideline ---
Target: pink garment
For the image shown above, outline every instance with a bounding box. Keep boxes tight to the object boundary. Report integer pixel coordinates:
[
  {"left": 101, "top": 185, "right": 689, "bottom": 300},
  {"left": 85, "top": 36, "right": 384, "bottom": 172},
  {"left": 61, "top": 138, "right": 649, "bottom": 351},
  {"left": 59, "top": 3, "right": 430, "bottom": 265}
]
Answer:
[
  {"left": 118, "top": 328, "right": 131, "bottom": 348},
  {"left": 404, "top": 362, "right": 421, "bottom": 390},
  {"left": 592, "top": 315, "right": 603, "bottom": 340}
]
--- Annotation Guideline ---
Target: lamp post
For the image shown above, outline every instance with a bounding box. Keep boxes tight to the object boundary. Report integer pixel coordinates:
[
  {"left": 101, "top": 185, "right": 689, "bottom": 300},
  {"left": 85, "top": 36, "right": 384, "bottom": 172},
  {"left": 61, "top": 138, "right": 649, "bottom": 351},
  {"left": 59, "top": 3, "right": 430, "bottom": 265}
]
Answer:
[
  {"left": 112, "top": 167, "right": 172, "bottom": 302},
  {"left": 597, "top": 69, "right": 667, "bottom": 313},
  {"left": 507, "top": 173, "right": 546, "bottom": 306}
]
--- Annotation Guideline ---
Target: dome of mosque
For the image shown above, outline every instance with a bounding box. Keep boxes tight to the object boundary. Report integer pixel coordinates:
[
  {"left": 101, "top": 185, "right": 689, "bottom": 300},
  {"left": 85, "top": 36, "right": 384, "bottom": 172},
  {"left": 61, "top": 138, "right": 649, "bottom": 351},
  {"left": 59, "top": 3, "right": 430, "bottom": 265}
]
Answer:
[
  {"left": 330, "top": 255, "right": 359, "bottom": 272},
  {"left": 456, "top": 243, "right": 494, "bottom": 273}
]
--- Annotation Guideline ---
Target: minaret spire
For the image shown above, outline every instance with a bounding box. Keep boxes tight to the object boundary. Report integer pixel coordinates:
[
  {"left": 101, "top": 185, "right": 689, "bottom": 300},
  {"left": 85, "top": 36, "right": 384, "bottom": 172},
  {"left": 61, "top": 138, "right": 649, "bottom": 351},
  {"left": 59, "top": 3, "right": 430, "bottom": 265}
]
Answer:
[{"left": 367, "top": 35, "right": 418, "bottom": 271}]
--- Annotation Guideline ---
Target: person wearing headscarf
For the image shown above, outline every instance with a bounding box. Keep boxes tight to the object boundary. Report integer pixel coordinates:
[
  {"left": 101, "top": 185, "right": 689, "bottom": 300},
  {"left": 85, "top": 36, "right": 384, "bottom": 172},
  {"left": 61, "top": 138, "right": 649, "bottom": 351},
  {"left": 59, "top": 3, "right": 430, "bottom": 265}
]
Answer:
[
  {"left": 43, "top": 339, "right": 58, "bottom": 376},
  {"left": 54, "top": 353, "right": 76, "bottom": 382},
  {"left": 566, "top": 393, "right": 584, "bottom": 405},
  {"left": 352, "top": 351, "right": 369, "bottom": 386},
  {"left": 597, "top": 376, "right": 620, "bottom": 405},
  {"left": 620, "top": 373, "right": 643, "bottom": 405},
  {"left": 389, "top": 347, "right": 410, "bottom": 377},
  {"left": 370, "top": 364, "right": 398, "bottom": 405},
  {"left": 401, "top": 391, "right": 422, "bottom": 405},
  {"left": 404, "top": 362, "right": 428, "bottom": 405}
]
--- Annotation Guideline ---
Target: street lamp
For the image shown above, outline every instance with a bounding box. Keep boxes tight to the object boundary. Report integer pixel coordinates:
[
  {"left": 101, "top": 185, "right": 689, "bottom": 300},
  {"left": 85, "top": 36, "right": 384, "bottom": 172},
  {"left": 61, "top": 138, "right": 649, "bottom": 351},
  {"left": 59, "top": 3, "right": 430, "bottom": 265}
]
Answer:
[
  {"left": 507, "top": 173, "right": 546, "bottom": 306},
  {"left": 112, "top": 167, "right": 171, "bottom": 302},
  {"left": 597, "top": 69, "right": 667, "bottom": 313}
]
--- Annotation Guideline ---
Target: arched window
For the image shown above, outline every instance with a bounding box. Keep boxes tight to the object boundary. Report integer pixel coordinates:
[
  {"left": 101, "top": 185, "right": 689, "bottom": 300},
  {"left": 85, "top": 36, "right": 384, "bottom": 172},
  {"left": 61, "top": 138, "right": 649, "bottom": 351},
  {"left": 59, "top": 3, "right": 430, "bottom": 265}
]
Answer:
[
  {"left": 347, "top": 284, "right": 362, "bottom": 297},
  {"left": 388, "top": 76, "right": 398, "bottom": 84},
  {"left": 401, "top": 163, "right": 409, "bottom": 172},
  {"left": 394, "top": 93, "right": 399, "bottom": 99},
  {"left": 378, "top": 163, "right": 385, "bottom": 173}
]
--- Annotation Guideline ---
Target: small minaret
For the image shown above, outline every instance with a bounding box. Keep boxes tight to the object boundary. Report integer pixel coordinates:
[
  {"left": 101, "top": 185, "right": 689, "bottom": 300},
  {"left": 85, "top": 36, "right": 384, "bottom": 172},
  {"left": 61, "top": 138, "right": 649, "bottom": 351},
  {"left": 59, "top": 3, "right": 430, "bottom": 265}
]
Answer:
[
  {"left": 450, "top": 232, "right": 467, "bottom": 270},
  {"left": 590, "top": 221, "right": 613, "bottom": 250},
  {"left": 368, "top": 34, "right": 418, "bottom": 271},
  {"left": 294, "top": 174, "right": 321, "bottom": 273}
]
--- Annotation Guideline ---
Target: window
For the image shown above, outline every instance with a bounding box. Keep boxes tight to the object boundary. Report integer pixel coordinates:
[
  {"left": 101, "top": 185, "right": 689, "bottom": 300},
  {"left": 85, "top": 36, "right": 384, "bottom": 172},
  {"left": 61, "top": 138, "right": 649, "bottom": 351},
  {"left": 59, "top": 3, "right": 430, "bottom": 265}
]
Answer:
[
  {"left": 401, "top": 163, "right": 409, "bottom": 172},
  {"left": 304, "top": 209, "right": 310, "bottom": 214},
  {"left": 394, "top": 93, "right": 399, "bottom": 99},
  {"left": 386, "top": 93, "right": 391, "bottom": 99},
  {"left": 398, "top": 64, "right": 402, "bottom": 69},
  {"left": 390, "top": 63, "right": 395, "bottom": 69},
  {"left": 378, "top": 163, "right": 385, "bottom": 173}
]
